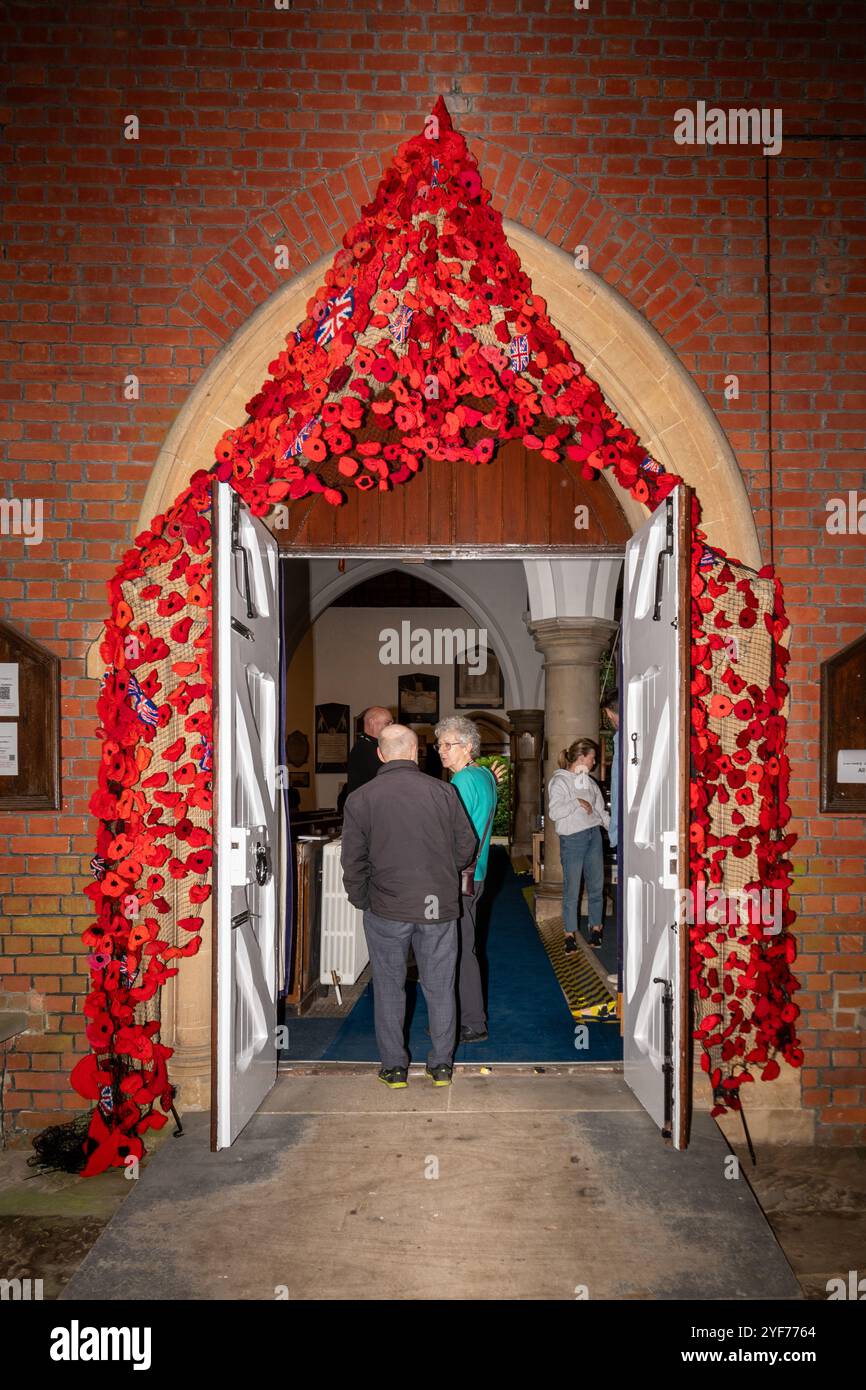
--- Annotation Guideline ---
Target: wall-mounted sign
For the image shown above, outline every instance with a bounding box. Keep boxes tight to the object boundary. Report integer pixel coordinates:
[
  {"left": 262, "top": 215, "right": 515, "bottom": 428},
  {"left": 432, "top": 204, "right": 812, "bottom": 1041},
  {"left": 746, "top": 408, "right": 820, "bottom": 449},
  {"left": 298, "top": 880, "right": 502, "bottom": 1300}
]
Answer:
[
  {"left": 315, "top": 702, "right": 349, "bottom": 772},
  {"left": 398, "top": 672, "right": 439, "bottom": 724},
  {"left": 0, "top": 621, "right": 61, "bottom": 810},
  {"left": 0, "top": 722, "right": 18, "bottom": 774},
  {"left": 820, "top": 633, "right": 866, "bottom": 813},
  {"left": 454, "top": 646, "right": 504, "bottom": 709},
  {"left": 837, "top": 749, "right": 866, "bottom": 784},
  {"left": 0, "top": 664, "right": 20, "bottom": 716},
  {"left": 285, "top": 729, "right": 310, "bottom": 768}
]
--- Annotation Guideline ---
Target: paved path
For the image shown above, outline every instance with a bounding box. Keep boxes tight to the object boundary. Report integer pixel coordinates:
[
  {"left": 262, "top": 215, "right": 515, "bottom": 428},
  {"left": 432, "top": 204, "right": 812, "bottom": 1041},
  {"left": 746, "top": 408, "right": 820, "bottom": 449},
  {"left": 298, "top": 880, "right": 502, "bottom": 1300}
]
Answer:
[{"left": 60, "top": 1067, "right": 802, "bottom": 1301}]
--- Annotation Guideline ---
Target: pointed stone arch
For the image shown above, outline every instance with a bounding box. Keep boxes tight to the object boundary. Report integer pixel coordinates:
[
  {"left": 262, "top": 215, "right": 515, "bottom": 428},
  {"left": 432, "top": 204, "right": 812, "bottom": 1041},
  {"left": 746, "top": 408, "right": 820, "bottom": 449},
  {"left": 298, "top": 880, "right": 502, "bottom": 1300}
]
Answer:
[{"left": 133, "top": 219, "right": 759, "bottom": 575}]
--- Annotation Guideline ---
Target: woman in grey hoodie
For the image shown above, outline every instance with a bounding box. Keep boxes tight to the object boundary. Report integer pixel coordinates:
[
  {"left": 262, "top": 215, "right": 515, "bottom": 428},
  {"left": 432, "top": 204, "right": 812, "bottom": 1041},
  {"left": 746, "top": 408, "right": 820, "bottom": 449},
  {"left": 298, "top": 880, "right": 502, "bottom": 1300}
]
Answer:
[{"left": 547, "top": 738, "right": 610, "bottom": 953}]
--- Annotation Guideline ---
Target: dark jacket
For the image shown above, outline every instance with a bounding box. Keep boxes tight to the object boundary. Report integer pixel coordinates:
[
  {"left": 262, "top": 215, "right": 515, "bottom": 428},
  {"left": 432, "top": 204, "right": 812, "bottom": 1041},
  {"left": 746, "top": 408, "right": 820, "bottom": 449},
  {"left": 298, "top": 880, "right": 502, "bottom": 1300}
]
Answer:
[
  {"left": 341, "top": 759, "right": 478, "bottom": 923},
  {"left": 337, "top": 732, "right": 381, "bottom": 814}
]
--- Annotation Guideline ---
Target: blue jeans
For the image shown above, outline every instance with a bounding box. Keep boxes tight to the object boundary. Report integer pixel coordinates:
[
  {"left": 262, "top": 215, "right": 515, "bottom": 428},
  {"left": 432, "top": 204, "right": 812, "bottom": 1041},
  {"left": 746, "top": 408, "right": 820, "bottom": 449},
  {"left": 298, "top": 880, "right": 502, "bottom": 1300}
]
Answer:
[{"left": 559, "top": 826, "right": 604, "bottom": 935}]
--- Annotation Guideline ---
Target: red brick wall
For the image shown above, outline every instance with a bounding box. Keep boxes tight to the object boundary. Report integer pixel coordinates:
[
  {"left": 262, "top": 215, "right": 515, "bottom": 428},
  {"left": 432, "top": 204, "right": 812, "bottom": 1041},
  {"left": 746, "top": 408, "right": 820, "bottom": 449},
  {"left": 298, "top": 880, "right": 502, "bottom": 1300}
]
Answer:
[{"left": 1, "top": 0, "right": 863, "bottom": 1141}]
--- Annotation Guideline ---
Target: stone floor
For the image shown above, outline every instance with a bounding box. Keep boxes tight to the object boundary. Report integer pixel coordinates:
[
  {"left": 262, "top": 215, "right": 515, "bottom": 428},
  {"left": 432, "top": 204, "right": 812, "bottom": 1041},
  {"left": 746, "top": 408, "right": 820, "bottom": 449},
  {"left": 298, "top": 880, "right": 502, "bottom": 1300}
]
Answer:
[
  {"left": 1, "top": 1066, "right": 862, "bottom": 1301},
  {"left": 722, "top": 1138, "right": 866, "bottom": 1301}
]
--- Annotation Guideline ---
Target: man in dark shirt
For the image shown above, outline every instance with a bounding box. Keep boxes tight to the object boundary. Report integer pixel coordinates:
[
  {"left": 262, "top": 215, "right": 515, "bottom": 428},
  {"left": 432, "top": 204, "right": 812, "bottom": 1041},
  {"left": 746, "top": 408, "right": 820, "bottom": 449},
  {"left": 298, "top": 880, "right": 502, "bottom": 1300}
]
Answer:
[
  {"left": 336, "top": 705, "right": 393, "bottom": 814},
  {"left": 341, "top": 723, "right": 477, "bottom": 1089}
]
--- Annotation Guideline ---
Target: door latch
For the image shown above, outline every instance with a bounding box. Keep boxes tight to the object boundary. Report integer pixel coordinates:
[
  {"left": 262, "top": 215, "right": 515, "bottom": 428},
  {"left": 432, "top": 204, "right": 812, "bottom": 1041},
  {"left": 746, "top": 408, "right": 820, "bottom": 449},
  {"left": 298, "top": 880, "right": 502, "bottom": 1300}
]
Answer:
[
  {"left": 652, "top": 496, "right": 674, "bottom": 622},
  {"left": 653, "top": 975, "right": 674, "bottom": 1139},
  {"left": 255, "top": 842, "right": 272, "bottom": 886}
]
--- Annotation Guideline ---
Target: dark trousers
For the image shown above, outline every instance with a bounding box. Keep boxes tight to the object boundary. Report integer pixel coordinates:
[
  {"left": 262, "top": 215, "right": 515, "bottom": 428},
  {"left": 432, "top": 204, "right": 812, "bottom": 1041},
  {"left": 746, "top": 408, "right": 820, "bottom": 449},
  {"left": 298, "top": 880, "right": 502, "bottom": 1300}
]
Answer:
[
  {"left": 362, "top": 910, "right": 458, "bottom": 1070},
  {"left": 457, "top": 877, "right": 486, "bottom": 1033}
]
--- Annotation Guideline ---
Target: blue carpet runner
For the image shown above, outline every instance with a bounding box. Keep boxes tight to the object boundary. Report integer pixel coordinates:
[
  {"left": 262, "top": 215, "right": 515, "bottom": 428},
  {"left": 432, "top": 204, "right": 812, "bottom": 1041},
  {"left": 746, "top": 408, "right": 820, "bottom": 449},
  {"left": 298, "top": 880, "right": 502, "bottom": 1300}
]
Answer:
[{"left": 279, "top": 849, "right": 623, "bottom": 1064}]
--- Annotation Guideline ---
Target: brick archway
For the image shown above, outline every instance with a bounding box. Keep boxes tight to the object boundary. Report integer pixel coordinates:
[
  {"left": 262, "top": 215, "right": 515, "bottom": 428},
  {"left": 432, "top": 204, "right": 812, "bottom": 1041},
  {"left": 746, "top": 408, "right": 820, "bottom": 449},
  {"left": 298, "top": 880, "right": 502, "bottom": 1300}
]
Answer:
[{"left": 112, "top": 151, "right": 766, "bottom": 1111}]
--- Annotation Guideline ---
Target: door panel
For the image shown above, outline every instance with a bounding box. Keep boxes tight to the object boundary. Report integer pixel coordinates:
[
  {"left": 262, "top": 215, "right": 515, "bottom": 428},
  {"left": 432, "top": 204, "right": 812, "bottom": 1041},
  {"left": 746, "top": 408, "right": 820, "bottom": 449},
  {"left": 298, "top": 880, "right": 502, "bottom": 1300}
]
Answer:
[
  {"left": 212, "top": 481, "right": 281, "bottom": 1150},
  {"left": 622, "top": 485, "right": 692, "bottom": 1149}
]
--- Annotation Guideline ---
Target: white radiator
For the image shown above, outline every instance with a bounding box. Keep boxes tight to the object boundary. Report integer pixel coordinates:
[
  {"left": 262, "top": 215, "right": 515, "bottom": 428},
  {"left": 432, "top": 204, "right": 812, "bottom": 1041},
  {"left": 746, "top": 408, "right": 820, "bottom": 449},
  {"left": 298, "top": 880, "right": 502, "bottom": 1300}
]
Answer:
[{"left": 319, "top": 839, "right": 370, "bottom": 985}]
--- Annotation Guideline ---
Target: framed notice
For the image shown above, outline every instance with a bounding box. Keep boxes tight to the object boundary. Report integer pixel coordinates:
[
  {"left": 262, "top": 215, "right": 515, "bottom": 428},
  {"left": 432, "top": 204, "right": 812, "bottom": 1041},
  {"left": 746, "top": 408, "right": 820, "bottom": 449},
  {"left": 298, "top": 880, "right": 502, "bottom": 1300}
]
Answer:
[
  {"left": 315, "top": 702, "right": 349, "bottom": 773},
  {"left": 398, "top": 673, "right": 439, "bottom": 725},
  {"left": 0, "top": 723, "right": 18, "bottom": 774},
  {"left": 0, "top": 664, "right": 20, "bottom": 716},
  {"left": 820, "top": 633, "right": 866, "bottom": 813},
  {"left": 285, "top": 729, "right": 310, "bottom": 768},
  {"left": 0, "top": 620, "right": 61, "bottom": 810},
  {"left": 455, "top": 644, "right": 504, "bottom": 709}
]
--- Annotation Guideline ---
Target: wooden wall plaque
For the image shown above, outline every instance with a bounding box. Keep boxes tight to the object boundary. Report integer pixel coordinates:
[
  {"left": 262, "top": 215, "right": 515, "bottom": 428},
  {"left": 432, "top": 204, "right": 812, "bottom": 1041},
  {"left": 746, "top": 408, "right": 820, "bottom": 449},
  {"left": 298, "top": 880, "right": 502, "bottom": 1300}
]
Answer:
[
  {"left": 0, "top": 621, "right": 61, "bottom": 810},
  {"left": 820, "top": 632, "right": 866, "bottom": 813}
]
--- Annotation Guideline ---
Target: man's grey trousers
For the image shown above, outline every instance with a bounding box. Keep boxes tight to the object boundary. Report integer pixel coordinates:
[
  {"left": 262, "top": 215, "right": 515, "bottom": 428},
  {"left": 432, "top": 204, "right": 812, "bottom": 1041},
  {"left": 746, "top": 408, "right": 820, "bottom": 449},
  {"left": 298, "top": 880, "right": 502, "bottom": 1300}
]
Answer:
[{"left": 362, "top": 910, "right": 458, "bottom": 1070}]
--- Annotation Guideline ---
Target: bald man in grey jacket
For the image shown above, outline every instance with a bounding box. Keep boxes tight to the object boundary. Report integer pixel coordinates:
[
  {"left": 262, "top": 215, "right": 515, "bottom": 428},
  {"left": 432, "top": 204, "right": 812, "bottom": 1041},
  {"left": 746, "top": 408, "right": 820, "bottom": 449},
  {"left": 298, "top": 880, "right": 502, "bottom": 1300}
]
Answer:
[{"left": 341, "top": 723, "right": 478, "bottom": 1088}]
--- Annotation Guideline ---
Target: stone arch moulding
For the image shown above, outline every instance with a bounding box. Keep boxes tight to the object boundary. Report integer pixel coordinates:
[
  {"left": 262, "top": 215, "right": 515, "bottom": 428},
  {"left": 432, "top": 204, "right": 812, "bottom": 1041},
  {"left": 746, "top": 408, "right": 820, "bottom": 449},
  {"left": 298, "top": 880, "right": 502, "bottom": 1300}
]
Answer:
[
  {"left": 136, "top": 219, "right": 759, "bottom": 558},
  {"left": 86, "top": 220, "right": 760, "bottom": 679}
]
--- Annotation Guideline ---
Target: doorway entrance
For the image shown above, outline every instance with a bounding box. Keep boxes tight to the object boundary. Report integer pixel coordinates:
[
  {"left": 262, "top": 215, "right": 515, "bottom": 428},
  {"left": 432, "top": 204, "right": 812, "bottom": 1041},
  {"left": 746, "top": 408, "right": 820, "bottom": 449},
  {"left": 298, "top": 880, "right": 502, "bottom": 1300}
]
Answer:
[
  {"left": 211, "top": 485, "right": 693, "bottom": 1151},
  {"left": 93, "top": 222, "right": 766, "bottom": 1154},
  {"left": 277, "top": 551, "right": 621, "bottom": 1072}
]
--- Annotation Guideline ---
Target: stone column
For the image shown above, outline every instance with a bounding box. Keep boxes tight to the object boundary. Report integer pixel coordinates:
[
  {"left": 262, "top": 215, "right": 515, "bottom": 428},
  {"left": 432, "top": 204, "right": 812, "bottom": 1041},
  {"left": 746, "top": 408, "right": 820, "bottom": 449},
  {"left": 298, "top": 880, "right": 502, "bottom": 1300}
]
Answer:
[
  {"left": 160, "top": 901, "right": 212, "bottom": 1111},
  {"left": 528, "top": 617, "right": 617, "bottom": 922},
  {"left": 507, "top": 708, "right": 544, "bottom": 856}
]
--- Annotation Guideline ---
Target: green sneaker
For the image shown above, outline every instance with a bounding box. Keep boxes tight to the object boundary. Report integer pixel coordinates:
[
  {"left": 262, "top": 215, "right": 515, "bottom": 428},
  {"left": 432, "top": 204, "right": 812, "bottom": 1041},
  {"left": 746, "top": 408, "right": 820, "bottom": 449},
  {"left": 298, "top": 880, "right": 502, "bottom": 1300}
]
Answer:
[
  {"left": 377, "top": 1066, "right": 408, "bottom": 1089},
  {"left": 425, "top": 1064, "right": 453, "bottom": 1087}
]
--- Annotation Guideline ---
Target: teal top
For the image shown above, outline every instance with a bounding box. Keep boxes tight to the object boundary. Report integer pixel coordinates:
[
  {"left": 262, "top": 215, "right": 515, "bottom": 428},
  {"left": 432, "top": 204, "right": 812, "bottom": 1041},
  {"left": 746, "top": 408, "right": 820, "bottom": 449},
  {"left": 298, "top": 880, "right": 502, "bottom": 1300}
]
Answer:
[{"left": 451, "top": 764, "right": 498, "bottom": 881}]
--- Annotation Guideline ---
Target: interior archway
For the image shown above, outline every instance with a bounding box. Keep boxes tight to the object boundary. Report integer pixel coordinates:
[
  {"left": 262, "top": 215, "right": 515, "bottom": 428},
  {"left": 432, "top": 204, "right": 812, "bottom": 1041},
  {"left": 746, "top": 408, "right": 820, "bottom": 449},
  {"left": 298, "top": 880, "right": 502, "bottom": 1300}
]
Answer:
[{"left": 291, "top": 558, "right": 526, "bottom": 710}]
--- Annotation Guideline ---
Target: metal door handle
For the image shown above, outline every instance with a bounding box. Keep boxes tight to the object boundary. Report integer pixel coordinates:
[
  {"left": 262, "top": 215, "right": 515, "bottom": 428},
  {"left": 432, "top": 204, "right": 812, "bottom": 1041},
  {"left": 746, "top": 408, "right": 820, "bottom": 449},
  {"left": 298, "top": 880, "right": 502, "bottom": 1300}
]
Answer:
[{"left": 255, "top": 842, "right": 272, "bottom": 886}]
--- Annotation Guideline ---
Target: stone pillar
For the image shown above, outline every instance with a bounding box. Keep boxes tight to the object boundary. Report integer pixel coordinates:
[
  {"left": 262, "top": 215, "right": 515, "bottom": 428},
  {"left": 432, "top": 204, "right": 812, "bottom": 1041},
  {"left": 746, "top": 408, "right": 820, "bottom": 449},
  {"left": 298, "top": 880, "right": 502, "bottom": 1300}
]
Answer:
[
  {"left": 528, "top": 617, "right": 617, "bottom": 922},
  {"left": 507, "top": 708, "right": 544, "bottom": 856},
  {"left": 160, "top": 901, "right": 212, "bottom": 1111}
]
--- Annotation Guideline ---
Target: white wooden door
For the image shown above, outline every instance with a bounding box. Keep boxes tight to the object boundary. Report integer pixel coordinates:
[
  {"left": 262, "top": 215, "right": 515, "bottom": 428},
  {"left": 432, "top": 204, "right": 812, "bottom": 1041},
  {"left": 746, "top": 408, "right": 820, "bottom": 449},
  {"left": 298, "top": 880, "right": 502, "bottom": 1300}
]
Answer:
[
  {"left": 621, "top": 484, "right": 692, "bottom": 1148},
  {"left": 212, "top": 481, "right": 280, "bottom": 1149}
]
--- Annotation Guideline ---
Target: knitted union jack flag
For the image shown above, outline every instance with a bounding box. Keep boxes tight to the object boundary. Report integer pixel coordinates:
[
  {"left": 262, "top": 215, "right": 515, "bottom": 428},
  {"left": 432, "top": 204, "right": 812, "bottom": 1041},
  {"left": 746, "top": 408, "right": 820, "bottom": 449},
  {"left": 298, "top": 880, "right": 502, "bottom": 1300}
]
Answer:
[
  {"left": 699, "top": 545, "right": 722, "bottom": 570},
  {"left": 314, "top": 286, "right": 355, "bottom": 346},
  {"left": 639, "top": 454, "right": 664, "bottom": 475},
  {"left": 282, "top": 416, "right": 316, "bottom": 460},
  {"left": 196, "top": 738, "right": 213, "bottom": 773},
  {"left": 389, "top": 304, "right": 414, "bottom": 344},
  {"left": 419, "top": 157, "right": 443, "bottom": 198},
  {"left": 127, "top": 675, "right": 159, "bottom": 727},
  {"left": 508, "top": 335, "right": 530, "bottom": 371}
]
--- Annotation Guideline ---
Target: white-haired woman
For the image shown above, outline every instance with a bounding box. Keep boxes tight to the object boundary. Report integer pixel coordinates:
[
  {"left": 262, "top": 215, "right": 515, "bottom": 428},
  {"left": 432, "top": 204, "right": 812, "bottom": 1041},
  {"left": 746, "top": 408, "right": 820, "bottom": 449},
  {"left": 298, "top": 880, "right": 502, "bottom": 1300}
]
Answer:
[{"left": 434, "top": 715, "right": 498, "bottom": 1043}]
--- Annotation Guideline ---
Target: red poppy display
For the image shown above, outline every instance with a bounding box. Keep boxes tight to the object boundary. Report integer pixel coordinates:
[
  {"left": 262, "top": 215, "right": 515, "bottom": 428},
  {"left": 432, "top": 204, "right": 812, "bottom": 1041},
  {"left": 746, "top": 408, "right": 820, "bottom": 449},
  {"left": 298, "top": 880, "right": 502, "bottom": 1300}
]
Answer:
[{"left": 70, "top": 101, "right": 799, "bottom": 1170}]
